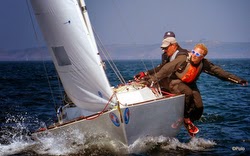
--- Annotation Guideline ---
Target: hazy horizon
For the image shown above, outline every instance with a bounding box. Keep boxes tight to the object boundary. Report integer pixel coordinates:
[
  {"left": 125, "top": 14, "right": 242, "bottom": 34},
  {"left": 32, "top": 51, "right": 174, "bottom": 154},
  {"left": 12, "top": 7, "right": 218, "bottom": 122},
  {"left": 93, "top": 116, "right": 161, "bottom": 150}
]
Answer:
[{"left": 1, "top": 41, "right": 250, "bottom": 61}]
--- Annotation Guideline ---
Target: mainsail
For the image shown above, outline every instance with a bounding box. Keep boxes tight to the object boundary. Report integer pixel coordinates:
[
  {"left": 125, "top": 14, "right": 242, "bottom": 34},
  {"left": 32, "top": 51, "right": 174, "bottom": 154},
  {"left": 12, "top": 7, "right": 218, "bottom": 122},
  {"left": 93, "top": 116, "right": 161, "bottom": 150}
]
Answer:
[{"left": 30, "top": 0, "right": 114, "bottom": 111}]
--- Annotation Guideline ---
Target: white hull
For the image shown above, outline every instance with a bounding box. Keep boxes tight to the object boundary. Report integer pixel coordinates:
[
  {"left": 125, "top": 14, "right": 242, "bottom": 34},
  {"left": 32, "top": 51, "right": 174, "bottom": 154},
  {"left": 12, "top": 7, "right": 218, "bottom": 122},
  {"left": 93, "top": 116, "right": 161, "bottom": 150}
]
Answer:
[{"left": 33, "top": 94, "right": 184, "bottom": 146}]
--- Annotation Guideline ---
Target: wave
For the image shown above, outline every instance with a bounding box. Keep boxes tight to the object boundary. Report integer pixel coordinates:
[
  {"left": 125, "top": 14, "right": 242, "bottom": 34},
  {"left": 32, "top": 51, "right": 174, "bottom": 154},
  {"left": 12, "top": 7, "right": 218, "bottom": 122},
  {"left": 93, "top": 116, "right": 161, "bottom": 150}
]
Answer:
[{"left": 0, "top": 124, "right": 216, "bottom": 156}]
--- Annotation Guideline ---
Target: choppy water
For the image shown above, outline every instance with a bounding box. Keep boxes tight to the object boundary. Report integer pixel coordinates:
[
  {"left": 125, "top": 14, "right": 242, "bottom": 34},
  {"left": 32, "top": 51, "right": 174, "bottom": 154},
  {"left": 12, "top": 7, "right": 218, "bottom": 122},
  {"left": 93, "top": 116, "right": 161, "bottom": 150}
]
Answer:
[{"left": 0, "top": 59, "right": 249, "bottom": 156}]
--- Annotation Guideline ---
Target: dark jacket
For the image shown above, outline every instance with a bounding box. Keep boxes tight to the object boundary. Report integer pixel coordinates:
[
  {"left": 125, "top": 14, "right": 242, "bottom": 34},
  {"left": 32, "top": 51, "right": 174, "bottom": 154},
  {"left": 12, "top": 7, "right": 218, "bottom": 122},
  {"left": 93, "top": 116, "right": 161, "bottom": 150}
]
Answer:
[
  {"left": 146, "top": 46, "right": 188, "bottom": 75},
  {"left": 148, "top": 54, "right": 246, "bottom": 85}
]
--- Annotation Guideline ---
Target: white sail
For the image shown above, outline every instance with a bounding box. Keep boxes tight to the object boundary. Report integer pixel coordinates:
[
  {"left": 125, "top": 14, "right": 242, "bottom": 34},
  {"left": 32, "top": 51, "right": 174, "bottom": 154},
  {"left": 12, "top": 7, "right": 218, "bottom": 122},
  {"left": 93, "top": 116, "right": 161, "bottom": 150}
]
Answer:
[{"left": 30, "top": 0, "right": 114, "bottom": 111}]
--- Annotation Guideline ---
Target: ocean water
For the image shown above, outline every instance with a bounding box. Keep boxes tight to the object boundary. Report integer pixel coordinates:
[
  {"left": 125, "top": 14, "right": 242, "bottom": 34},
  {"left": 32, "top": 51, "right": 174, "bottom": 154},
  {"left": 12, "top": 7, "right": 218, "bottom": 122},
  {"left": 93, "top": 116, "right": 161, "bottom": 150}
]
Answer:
[{"left": 0, "top": 59, "right": 249, "bottom": 156}]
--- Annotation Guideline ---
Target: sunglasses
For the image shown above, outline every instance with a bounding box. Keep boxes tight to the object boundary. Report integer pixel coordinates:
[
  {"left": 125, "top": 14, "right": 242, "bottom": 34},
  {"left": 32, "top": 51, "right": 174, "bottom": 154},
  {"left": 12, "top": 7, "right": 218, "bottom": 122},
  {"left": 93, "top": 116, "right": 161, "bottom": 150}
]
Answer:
[{"left": 192, "top": 50, "right": 203, "bottom": 57}]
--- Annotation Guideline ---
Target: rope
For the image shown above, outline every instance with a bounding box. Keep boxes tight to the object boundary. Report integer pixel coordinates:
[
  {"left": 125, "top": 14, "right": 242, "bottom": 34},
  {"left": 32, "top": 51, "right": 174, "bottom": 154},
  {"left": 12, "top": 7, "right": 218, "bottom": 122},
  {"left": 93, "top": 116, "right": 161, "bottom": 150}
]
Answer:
[
  {"left": 161, "top": 90, "right": 176, "bottom": 96},
  {"left": 84, "top": 84, "right": 175, "bottom": 120},
  {"left": 85, "top": 92, "right": 116, "bottom": 120}
]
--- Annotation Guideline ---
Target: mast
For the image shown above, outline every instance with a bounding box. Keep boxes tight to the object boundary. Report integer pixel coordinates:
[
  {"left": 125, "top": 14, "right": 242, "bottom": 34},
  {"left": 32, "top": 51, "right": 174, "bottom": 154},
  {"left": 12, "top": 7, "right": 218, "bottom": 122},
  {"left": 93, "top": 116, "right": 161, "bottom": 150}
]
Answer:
[{"left": 78, "top": 0, "right": 97, "bottom": 52}]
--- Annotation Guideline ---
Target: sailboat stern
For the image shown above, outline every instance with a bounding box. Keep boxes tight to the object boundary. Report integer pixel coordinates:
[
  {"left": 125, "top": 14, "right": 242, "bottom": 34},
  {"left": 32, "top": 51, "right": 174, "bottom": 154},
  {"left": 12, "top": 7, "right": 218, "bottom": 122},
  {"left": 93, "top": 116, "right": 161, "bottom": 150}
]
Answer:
[
  {"left": 112, "top": 84, "right": 185, "bottom": 145},
  {"left": 122, "top": 95, "right": 185, "bottom": 145}
]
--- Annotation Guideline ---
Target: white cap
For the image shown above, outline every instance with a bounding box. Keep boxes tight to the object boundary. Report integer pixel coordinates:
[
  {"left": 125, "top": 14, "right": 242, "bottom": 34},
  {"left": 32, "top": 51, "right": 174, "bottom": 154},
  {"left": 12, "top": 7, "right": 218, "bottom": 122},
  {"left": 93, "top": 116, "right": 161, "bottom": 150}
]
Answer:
[{"left": 161, "top": 37, "right": 177, "bottom": 48}]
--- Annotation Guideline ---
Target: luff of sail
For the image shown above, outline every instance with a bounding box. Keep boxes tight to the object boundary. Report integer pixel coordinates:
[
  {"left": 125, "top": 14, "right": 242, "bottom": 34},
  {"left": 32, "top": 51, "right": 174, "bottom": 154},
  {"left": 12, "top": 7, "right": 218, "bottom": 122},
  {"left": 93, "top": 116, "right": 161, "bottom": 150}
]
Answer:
[{"left": 30, "top": 0, "right": 114, "bottom": 111}]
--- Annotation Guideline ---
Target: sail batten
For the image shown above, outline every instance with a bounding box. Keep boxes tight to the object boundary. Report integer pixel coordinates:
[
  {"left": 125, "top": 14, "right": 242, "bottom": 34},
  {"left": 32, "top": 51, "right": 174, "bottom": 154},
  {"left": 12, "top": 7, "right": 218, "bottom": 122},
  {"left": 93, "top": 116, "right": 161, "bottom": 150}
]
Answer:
[{"left": 30, "top": 0, "right": 114, "bottom": 111}]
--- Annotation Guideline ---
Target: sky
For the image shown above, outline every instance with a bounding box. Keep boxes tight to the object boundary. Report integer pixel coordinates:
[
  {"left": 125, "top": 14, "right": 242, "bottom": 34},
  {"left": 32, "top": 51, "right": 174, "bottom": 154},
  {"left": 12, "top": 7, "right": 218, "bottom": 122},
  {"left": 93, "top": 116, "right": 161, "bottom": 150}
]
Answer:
[{"left": 0, "top": 0, "right": 250, "bottom": 51}]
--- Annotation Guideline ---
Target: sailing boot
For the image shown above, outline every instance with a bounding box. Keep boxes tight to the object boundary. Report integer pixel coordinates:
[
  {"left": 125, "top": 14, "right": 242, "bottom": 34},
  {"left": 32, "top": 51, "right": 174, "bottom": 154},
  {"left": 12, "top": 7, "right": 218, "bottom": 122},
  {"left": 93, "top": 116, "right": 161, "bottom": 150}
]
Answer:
[{"left": 184, "top": 120, "right": 199, "bottom": 137}]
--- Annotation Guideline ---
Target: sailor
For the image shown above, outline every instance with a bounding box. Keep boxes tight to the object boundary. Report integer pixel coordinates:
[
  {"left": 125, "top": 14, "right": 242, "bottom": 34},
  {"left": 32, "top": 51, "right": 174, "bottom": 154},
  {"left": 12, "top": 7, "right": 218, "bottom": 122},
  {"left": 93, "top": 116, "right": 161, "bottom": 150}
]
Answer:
[
  {"left": 162, "top": 31, "right": 177, "bottom": 64},
  {"left": 134, "top": 33, "right": 189, "bottom": 81},
  {"left": 141, "top": 43, "right": 248, "bottom": 136}
]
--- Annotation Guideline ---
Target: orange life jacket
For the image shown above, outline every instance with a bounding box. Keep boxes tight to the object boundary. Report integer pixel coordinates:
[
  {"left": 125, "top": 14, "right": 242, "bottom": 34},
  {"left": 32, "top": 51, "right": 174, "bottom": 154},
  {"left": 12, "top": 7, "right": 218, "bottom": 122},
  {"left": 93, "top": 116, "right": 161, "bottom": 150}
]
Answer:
[{"left": 175, "top": 54, "right": 203, "bottom": 83}]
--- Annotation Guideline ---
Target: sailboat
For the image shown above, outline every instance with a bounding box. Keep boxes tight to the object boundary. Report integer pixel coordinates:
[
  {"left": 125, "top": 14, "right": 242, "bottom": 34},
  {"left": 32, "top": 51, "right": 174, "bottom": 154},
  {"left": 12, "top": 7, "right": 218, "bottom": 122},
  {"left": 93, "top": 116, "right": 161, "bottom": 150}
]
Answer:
[{"left": 29, "top": 0, "right": 185, "bottom": 146}]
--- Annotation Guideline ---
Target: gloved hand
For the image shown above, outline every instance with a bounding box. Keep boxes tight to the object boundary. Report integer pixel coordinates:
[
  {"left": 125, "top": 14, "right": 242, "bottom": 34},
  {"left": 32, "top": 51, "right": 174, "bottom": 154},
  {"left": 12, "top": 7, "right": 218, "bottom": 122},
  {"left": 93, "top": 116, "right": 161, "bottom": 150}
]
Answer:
[
  {"left": 239, "top": 80, "right": 248, "bottom": 86},
  {"left": 134, "top": 72, "right": 146, "bottom": 81}
]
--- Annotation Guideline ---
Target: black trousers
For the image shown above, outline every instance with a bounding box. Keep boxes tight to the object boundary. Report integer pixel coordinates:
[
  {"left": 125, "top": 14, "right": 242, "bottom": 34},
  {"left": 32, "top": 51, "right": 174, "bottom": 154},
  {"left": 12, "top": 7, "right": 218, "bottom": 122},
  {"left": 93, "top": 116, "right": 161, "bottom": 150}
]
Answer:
[{"left": 162, "top": 79, "right": 204, "bottom": 122}]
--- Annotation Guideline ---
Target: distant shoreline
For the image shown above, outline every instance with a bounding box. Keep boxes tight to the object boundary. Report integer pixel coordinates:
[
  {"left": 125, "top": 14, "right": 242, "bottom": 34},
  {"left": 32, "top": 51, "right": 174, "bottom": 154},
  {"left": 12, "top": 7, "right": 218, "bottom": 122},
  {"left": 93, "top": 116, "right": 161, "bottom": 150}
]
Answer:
[{"left": 1, "top": 41, "right": 250, "bottom": 61}]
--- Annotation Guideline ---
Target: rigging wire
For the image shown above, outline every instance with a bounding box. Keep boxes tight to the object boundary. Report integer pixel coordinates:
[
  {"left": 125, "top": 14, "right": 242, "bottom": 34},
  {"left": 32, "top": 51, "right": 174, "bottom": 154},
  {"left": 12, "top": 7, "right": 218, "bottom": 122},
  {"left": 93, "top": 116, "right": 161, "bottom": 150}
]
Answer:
[
  {"left": 79, "top": 0, "right": 125, "bottom": 85},
  {"left": 26, "top": 0, "right": 62, "bottom": 112},
  {"left": 140, "top": 58, "right": 162, "bottom": 95},
  {"left": 111, "top": 0, "right": 136, "bottom": 45},
  {"left": 109, "top": 0, "right": 156, "bottom": 78},
  {"left": 141, "top": 59, "right": 149, "bottom": 72},
  {"left": 90, "top": 0, "right": 138, "bottom": 85},
  {"left": 93, "top": 28, "right": 126, "bottom": 84},
  {"left": 150, "top": 59, "right": 162, "bottom": 96}
]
